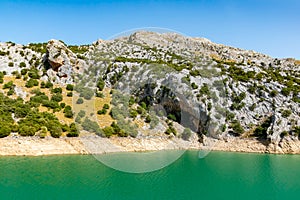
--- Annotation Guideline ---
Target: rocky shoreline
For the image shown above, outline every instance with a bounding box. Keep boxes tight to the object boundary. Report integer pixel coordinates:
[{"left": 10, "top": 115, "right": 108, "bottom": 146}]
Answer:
[{"left": 1, "top": 135, "right": 300, "bottom": 156}]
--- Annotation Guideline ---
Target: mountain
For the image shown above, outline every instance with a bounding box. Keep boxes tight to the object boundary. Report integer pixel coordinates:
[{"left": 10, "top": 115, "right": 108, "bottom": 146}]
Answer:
[{"left": 0, "top": 31, "right": 299, "bottom": 153}]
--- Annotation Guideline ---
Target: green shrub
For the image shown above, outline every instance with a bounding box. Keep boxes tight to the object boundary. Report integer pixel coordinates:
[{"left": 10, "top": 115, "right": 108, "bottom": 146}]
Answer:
[
  {"left": 8, "top": 62, "right": 14, "bottom": 67},
  {"left": 28, "top": 69, "right": 40, "bottom": 79},
  {"left": 249, "top": 103, "right": 256, "bottom": 111},
  {"left": 25, "top": 79, "right": 39, "bottom": 88},
  {"left": 51, "top": 93, "right": 63, "bottom": 102},
  {"left": 281, "top": 87, "right": 291, "bottom": 96},
  {"left": 60, "top": 102, "right": 66, "bottom": 108},
  {"left": 129, "top": 109, "right": 138, "bottom": 118},
  {"left": 19, "top": 62, "right": 26, "bottom": 68},
  {"left": 191, "top": 82, "right": 198, "bottom": 89},
  {"left": 103, "top": 104, "right": 110, "bottom": 109},
  {"left": 67, "top": 92, "right": 73, "bottom": 97},
  {"left": 199, "top": 84, "right": 210, "bottom": 96},
  {"left": 48, "top": 124, "right": 62, "bottom": 138},
  {"left": 66, "top": 84, "right": 74, "bottom": 91},
  {"left": 3, "top": 81, "right": 14, "bottom": 89},
  {"left": 97, "top": 109, "right": 107, "bottom": 115},
  {"left": 45, "top": 81, "right": 53, "bottom": 88},
  {"left": 281, "top": 110, "right": 292, "bottom": 118},
  {"left": 97, "top": 78, "right": 105, "bottom": 91},
  {"left": 231, "top": 120, "right": 244, "bottom": 135},
  {"left": 167, "top": 114, "right": 177, "bottom": 121},
  {"left": 78, "top": 110, "right": 86, "bottom": 118},
  {"left": 21, "top": 69, "right": 28, "bottom": 75},
  {"left": 0, "top": 126, "right": 11, "bottom": 138},
  {"left": 81, "top": 118, "right": 102, "bottom": 136},
  {"left": 51, "top": 87, "right": 62, "bottom": 94},
  {"left": 102, "top": 126, "right": 114, "bottom": 137},
  {"left": 76, "top": 98, "right": 84, "bottom": 104},
  {"left": 270, "top": 90, "right": 278, "bottom": 97},
  {"left": 80, "top": 88, "right": 94, "bottom": 100},
  {"left": 67, "top": 123, "right": 79, "bottom": 137},
  {"left": 18, "top": 124, "right": 37, "bottom": 136},
  {"left": 181, "top": 128, "right": 192, "bottom": 141},
  {"left": 96, "top": 92, "right": 104, "bottom": 98}
]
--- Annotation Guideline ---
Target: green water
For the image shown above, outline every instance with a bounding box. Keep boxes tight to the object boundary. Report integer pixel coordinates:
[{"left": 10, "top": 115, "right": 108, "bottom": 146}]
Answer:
[{"left": 1, "top": 151, "right": 300, "bottom": 200}]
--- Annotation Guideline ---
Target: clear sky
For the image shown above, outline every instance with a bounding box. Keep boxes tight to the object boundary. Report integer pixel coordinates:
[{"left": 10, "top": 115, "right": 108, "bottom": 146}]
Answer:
[{"left": 0, "top": 0, "right": 299, "bottom": 59}]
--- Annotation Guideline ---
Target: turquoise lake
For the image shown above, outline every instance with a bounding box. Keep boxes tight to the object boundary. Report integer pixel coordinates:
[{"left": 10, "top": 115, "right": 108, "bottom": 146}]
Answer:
[{"left": 1, "top": 151, "right": 300, "bottom": 199}]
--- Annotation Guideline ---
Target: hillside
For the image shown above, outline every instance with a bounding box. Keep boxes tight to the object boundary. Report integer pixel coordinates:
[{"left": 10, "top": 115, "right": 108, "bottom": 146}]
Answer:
[{"left": 0, "top": 31, "right": 299, "bottom": 153}]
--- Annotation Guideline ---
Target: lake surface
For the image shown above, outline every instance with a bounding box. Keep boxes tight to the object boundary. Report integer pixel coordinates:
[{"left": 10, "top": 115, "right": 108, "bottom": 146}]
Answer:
[{"left": 1, "top": 151, "right": 300, "bottom": 200}]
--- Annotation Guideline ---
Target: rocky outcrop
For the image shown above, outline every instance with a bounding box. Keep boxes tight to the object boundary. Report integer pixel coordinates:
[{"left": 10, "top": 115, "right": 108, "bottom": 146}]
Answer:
[{"left": 43, "top": 39, "right": 87, "bottom": 84}]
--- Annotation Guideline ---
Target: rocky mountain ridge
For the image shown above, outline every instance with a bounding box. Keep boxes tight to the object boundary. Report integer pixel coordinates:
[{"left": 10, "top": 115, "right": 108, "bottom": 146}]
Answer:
[{"left": 0, "top": 31, "right": 299, "bottom": 150}]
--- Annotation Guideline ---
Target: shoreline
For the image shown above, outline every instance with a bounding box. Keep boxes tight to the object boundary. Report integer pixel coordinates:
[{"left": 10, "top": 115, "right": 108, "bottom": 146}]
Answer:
[{"left": 1, "top": 135, "right": 300, "bottom": 156}]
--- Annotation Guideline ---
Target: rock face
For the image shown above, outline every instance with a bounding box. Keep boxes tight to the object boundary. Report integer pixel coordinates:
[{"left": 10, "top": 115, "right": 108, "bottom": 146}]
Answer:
[
  {"left": 43, "top": 39, "right": 86, "bottom": 84},
  {"left": 0, "top": 31, "right": 299, "bottom": 151}
]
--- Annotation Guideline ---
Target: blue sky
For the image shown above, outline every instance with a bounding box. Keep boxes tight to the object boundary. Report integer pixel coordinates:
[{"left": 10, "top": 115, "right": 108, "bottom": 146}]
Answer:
[{"left": 0, "top": 0, "right": 299, "bottom": 59}]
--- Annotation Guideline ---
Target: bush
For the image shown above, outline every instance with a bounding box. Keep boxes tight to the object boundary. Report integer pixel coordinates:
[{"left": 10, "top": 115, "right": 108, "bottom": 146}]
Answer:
[
  {"left": 45, "top": 81, "right": 53, "bottom": 88},
  {"left": 97, "top": 78, "right": 105, "bottom": 91},
  {"left": 167, "top": 114, "right": 177, "bottom": 121},
  {"left": 48, "top": 125, "right": 62, "bottom": 138},
  {"left": 28, "top": 69, "right": 40, "bottom": 79},
  {"left": 67, "top": 92, "right": 73, "bottom": 97},
  {"left": 52, "top": 87, "right": 62, "bottom": 94},
  {"left": 270, "top": 90, "right": 278, "bottom": 97},
  {"left": 21, "top": 69, "right": 28, "bottom": 75},
  {"left": 191, "top": 82, "right": 198, "bottom": 89},
  {"left": 282, "top": 110, "right": 292, "bottom": 118},
  {"left": 102, "top": 126, "right": 115, "bottom": 137},
  {"left": 145, "top": 115, "right": 151, "bottom": 123},
  {"left": 103, "top": 104, "right": 110, "bottom": 109},
  {"left": 181, "top": 128, "right": 192, "bottom": 141},
  {"left": 96, "top": 92, "right": 104, "bottom": 98},
  {"left": 281, "top": 87, "right": 291, "bottom": 96},
  {"left": 66, "top": 84, "right": 74, "bottom": 91},
  {"left": 25, "top": 79, "right": 39, "bottom": 88},
  {"left": 76, "top": 98, "right": 84, "bottom": 104},
  {"left": 231, "top": 120, "right": 244, "bottom": 135},
  {"left": 97, "top": 109, "right": 107, "bottom": 115},
  {"left": 67, "top": 123, "right": 79, "bottom": 137},
  {"left": 51, "top": 93, "right": 63, "bottom": 102},
  {"left": 3, "top": 81, "right": 14, "bottom": 89},
  {"left": 18, "top": 124, "right": 37, "bottom": 136},
  {"left": 199, "top": 84, "right": 210, "bottom": 96},
  {"left": 64, "top": 109, "right": 73, "bottom": 118},
  {"left": 129, "top": 109, "right": 138, "bottom": 118},
  {"left": 81, "top": 118, "right": 102, "bottom": 136},
  {"left": 19, "top": 62, "right": 26, "bottom": 68},
  {"left": 0, "top": 126, "right": 11, "bottom": 138},
  {"left": 80, "top": 88, "right": 94, "bottom": 100},
  {"left": 8, "top": 62, "right": 14, "bottom": 67},
  {"left": 78, "top": 110, "right": 86, "bottom": 118}
]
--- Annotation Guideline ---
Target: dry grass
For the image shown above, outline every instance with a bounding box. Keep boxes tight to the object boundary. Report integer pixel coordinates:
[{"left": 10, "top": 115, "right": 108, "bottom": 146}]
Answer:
[
  {"left": 94, "top": 88, "right": 114, "bottom": 128},
  {"left": 295, "top": 60, "right": 300, "bottom": 65},
  {"left": 1, "top": 76, "right": 114, "bottom": 128}
]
